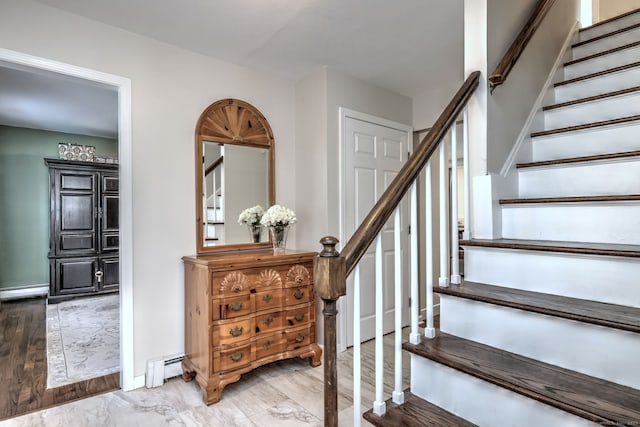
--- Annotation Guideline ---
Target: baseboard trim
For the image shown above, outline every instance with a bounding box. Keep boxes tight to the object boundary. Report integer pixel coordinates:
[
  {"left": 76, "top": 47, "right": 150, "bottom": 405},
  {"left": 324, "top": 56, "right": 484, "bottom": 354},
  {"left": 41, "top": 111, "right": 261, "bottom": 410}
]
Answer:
[{"left": 0, "top": 285, "right": 48, "bottom": 301}]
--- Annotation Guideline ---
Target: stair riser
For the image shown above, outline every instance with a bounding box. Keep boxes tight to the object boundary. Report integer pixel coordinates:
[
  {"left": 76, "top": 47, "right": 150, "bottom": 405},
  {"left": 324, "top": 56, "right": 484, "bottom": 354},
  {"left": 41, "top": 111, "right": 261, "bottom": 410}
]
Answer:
[
  {"left": 518, "top": 159, "right": 640, "bottom": 198},
  {"left": 531, "top": 121, "right": 640, "bottom": 161},
  {"left": 573, "top": 26, "right": 640, "bottom": 60},
  {"left": 564, "top": 44, "right": 640, "bottom": 79},
  {"left": 544, "top": 92, "right": 640, "bottom": 130},
  {"left": 579, "top": 12, "right": 640, "bottom": 42},
  {"left": 554, "top": 66, "right": 640, "bottom": 103},
  {"left": 501, "top": 203, "right": 640, "bottom": 244},
  {"left": 440, "top": 296, "right": 640, "bottom": 389},
  {"left": 410, "top": 356, "right": 597, "bottom": 427},
  {"left": 463, "top": 247, "right": 640, "bottom": 308}
]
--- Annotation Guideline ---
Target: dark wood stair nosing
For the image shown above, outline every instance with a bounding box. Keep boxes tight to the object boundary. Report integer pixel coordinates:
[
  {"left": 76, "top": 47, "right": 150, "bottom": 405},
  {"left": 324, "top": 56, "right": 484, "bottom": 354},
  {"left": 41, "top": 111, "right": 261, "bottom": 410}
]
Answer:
[
  {"left": 499, "top": 195, "right": 640, "bottom": 205},
  {"left": 517, "top": 150, "right": 640, "bottom": 169},
  {"left": 573, "top": 21, "right": 640, "bottom": 48},
  {"left": 554, "top": 61, "right": 640, "bottom": 87},
  {"left": 403, "top": 333, "right": 640, "bottom": 424},
  {"left": 459, "top": 238, "right": 640, "bottom": 258},
  {"left": 531, "top": 114, "right": 640, "bottom": 138},
  {"left": 362, "top": 390, "right": 478, "bottom": 427},
  {"left": 435, "top": 282, "right": 640, "bottom": 334},
  {"left": 543, "top": 85, "right": 640, "bottom": 111},
  {"left": 565, "top": 40, "right": 640, "bottom": 67},
  {"left": 579, "top": 8, "right": 640, "bottom": 33}
]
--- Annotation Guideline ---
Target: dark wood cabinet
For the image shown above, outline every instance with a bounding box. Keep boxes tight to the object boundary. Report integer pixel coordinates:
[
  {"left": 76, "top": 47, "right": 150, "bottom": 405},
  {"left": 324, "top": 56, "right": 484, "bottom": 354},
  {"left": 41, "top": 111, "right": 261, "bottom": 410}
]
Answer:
[{"left": 46, "top": 159, "right": 119, "bottom": 302}]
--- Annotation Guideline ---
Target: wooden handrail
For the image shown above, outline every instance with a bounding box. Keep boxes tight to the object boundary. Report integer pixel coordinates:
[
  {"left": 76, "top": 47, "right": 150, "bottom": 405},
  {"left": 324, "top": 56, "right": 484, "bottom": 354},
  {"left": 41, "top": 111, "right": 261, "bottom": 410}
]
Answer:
[
  {"left": 341, "top": 70, "right": 481, "bottom": 276},
  {"left": 488, "top": 0, "right": 556, "bottom": 91},
  {"left": 204, "top": 155, "right": 223, "bottom": 176}
]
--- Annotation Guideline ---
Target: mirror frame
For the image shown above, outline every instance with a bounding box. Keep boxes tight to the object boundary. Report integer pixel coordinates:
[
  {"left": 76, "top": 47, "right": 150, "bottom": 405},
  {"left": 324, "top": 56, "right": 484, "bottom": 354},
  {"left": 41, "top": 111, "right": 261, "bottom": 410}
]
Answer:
[{"left": 195, "top": 98, "right": 275, "bottom": 254}]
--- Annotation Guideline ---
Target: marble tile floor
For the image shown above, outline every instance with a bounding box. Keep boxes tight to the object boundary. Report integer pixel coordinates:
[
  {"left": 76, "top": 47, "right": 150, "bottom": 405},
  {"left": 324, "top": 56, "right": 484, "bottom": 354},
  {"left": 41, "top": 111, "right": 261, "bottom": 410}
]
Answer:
[{"left": 3, "top": 329, "right": 413, "bottom": 427}]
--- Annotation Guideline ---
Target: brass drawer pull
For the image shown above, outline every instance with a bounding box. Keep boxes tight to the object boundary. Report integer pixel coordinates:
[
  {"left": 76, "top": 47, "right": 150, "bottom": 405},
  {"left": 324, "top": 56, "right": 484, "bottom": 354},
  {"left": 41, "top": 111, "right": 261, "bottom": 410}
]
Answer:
[
  {"left": 230, "top": 351, "right": 243, "bottom": 362},
  {"left": 293, "top": 290, "right": 305, "bottom": 300},
  {"left": 295, "top": 334, "right": 305, "bottom": 343},
  {"left": 263, "top": 317, "right": 274, "bottom": 326},
  {"left": 229, "top": 301, "right": 244, "bottom": 311},
  {"left": 262, "top": 294, "right": 273, "bottom": 303},
  {"left": 229, "top": 326, "right": 244, "bottom": 337},
  {"left": 295, "top": 313, "right": 305, "bottom": 322},
  {"left": 264, "top": 340, "right": 273, "bottom": 349}
]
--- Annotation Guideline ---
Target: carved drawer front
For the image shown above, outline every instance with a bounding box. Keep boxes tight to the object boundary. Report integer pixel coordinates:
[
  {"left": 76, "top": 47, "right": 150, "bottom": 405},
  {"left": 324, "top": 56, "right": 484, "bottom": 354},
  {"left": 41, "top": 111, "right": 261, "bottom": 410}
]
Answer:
[
  {"left": 285, "top": 285, "right": 312, "bottom": 305},
  {"left": 285, "top": 304, "right": 313, "bottom": 328},
  {"left": 255, "top": 335, "right": 287, "bottom": 360},
  {"left": 254, "top": 268, "right": 285, "bottom": 291},
  {"left": 216, "top": 343, "right": 252, "bottom": 372},
  {"left": 285, "top": 264, "right": 312, "bottom": 287},
  {"left": 213, "top": 271, "right": 252, "bottom": 297},
  {"left": 255, "top": 289, "right": 283, "bottom": 312},
  {"left": 212, "top": 318, "right": 253, "bottom": 347},
  {"left": 254, "top": 311, "right": 284, "bottom": 335},
  {"left": 214, "top": 294, "right": 252, "bottom": 320},
  {"left": 285, "top": 325, "right": 312, "bottom": 351}
]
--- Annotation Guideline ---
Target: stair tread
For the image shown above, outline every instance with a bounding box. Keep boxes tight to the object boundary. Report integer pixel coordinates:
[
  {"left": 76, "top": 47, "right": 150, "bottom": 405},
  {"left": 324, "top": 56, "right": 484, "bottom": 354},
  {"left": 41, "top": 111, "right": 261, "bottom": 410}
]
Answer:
[
  {"left": 403, "top": 333, "right": 640, "bottom": 424},
  {"left": 436, "top": 282, "right": 640, "bottom": 333},
  {"left": 460, "top": 238, "right": 640, "bottom": 257},
  {"left": 565, "top": 40, "right": 640, "bottom": 66},
  {"left": 517, "top": 151, "right": 640, "bottom": 168},
  {"left": 573, "top": 21, "right": 640, "bottom": 48},
  {"left": 531, "top": 114, "right": 640, "bottom": 138},
  {"left": 363, "top": 391, "right": 478, "bottom": 427},
  {"left": 499, "top": 195, "right": 640, "bottom": 204},
  {"left": 555, "top": 61, "right": 640, "bottom": 87},
  {"left": 579, "top": 8, "right": 640, "bottom": 33},
  {"left": 543, "top": 85, "right": 640, "bottom": 111}
]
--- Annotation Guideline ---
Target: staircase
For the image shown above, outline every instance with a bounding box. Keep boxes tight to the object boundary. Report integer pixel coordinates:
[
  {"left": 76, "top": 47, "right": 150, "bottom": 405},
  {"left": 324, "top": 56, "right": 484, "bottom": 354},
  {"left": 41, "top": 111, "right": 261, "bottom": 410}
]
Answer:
[{"left": 365, "top": 9, "right": 640, "bottom": 427}]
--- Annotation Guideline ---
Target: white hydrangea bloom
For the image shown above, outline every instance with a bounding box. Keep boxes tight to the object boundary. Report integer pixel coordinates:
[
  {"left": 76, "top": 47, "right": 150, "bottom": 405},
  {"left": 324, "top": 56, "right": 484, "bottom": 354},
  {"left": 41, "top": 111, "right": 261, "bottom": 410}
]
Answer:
[{"left": 260, "top": 205, "right": 297, "bottom": 227}]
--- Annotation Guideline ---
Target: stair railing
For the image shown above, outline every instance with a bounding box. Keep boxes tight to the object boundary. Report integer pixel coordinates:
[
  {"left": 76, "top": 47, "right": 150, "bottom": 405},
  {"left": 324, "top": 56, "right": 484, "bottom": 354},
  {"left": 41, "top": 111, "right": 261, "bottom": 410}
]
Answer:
[
  {"left": 489, "top": 0, "right": 556, "bottom": 91},
  {"left": 314, "top": 70, "right": 481, "bottom": 427}
]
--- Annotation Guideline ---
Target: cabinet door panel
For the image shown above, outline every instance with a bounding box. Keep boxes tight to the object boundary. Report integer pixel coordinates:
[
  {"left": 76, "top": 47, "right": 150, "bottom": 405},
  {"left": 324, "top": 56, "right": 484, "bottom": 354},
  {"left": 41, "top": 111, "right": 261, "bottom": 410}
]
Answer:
[
  {"left": 103, "top": 195, "right": 119, "bottom": 230},
  {"left": 61, "top": 174, "right": 94, "bottom": 191},
  {"left": 56, "top": 258, "right": 97, "bottom": 294},
  {"left": 102, "top": 175, "right": 119, "bottom": 193},
  {"left": 61, "top": 194, "right": 95, "bottom": 230},
  {"left": 100, "top": 257, "right": 120, "bottom": 291}
]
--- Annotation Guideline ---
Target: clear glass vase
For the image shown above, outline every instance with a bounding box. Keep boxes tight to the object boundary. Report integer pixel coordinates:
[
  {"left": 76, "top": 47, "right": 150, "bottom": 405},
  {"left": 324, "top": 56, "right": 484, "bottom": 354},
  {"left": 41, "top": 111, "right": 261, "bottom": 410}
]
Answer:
[
  {"left": 269, "top": 224, "right": 290, "bottom": 254},
  {"left": 247, "top": 224, "right": 262, "bottom": 243}
]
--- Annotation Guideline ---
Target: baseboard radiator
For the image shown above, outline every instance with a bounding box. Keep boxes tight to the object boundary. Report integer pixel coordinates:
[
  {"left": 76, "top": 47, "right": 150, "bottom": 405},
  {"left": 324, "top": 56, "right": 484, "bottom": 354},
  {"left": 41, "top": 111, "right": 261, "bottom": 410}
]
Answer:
[{"left": 145, "top": 355, "right": 184, "bottom": 388}]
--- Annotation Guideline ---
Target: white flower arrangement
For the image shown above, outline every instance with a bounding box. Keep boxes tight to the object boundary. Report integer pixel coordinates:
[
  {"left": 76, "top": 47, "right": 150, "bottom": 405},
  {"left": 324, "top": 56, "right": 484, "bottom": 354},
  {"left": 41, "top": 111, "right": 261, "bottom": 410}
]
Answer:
[
  {"left": 237, "top": 205, "right": 265, "bottom": 225},
  {"left": 260, "top": 205, "right": 297, "bottom": 227}
]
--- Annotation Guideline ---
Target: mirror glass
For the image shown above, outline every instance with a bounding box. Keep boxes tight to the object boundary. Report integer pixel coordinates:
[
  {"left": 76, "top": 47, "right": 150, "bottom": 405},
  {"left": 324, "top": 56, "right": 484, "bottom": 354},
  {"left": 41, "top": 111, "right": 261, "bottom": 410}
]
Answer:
[{"left": 195, "top": 99, "right": 275, "bottom": 253}]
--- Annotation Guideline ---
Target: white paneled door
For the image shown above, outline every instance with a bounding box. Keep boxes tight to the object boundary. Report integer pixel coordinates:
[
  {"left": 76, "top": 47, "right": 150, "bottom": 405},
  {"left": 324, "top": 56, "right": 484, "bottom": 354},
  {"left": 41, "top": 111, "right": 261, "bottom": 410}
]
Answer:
[{"left": 341, "top": 109, "right": 411, "bottom": 348}]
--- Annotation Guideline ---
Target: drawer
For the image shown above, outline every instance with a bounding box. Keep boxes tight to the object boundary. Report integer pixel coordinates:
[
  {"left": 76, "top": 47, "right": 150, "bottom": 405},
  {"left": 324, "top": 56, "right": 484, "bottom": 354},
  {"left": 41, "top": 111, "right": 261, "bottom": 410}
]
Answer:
[
  {"left": 212, "top": 271, "right": 252, "bottom": 297},
  {"left": 215, "top": 343, "right": 252, "bottom": 372},
  {"left": 213, "top": 294, "right": 252, "bottom": 320},
  {"left": 285, "top": 325, "right": 312, "bottom": 351},
  {"left": 255, "top": 289, "right": 283, "bottom": 312},
  {"left": 255, "top": 334, "right": 286, "bottom": 360},
  {"left": 212, "top": 318, "right": 253, "bottom": 347},
  {"left": 253, "top": 267, "right": 286, "bottom": 291},
  {"left": 285, "top": 285, "right": 312, "bottom": 305},
  {"left": 255, "top": 311, "right": 284, "bottom": 336},
  {"left": 285, "top": 304, "right": 313, "bottom": 328},
  {"left": 284, "top": 263, "right": 313, "bottom": 287}
]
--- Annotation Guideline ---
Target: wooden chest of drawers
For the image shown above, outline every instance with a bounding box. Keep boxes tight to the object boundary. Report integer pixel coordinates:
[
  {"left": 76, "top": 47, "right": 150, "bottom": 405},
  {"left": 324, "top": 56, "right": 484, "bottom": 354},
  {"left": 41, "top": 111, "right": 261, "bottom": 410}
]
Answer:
[{"left": 181, "top": 250, "right": 322, "bottom": 404}]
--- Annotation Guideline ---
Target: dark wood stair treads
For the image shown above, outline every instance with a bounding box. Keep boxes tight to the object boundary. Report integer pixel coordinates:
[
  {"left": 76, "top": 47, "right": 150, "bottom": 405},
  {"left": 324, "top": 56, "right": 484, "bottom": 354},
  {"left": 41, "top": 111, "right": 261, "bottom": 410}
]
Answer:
[
  {"left": 517, "top": 150, "right": 640, "bottom": 168},
  {"left": 573, "top": 21, "right": 640, "bottom": 48},
  {"left": 565, "top": 40, "right": 640, "bottom": 66},
  {"left": 579, "top": 7, "right": 640, "bottom": 33},
  {"left": 436, "top": 282, "right": 640, "bottom": 333},
  {"left": 403, "top": 333, "right": 640, "bottom": 424},
  {"left": 543, "top": 85, "right": 640, "bottom": 111},
  {"left": 555, "top": 61, "right": 640, "bottom": 87},
  {"left": 363, "top": 390, "right": 478, "bottom": 427},
  {"left": 531, "top": 114, "right": 640, "bottom": 138},
  {"left": 499, "top": 195, "right": 640, "bottom": 204},
  {"left": 460, "top": 238, "right": 640, "bottom": 258}
]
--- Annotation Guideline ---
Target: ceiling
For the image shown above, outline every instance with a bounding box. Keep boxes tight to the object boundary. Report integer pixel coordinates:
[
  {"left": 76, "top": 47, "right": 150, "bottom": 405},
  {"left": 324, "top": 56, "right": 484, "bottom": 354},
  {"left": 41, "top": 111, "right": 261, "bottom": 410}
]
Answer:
[{"left": 0, "top": 0, "right": 463, "bottom": 138}]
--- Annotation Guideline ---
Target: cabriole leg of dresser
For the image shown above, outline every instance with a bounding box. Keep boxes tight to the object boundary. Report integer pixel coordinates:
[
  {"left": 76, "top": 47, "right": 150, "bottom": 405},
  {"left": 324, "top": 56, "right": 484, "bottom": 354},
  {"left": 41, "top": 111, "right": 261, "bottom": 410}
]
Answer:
[{"left": 301, "top": 343, "right": 323, "bottom": 367}]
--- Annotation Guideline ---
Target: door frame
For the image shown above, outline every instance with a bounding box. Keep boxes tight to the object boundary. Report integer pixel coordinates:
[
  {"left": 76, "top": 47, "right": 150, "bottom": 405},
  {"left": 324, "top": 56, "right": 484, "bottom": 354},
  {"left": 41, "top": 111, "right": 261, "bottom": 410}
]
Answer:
[
  {"left": 337, "top": 107, "right": 413, "bottom": 352},
  {"left": 0, "top": 48, "right": 135, "bottom": 391}
]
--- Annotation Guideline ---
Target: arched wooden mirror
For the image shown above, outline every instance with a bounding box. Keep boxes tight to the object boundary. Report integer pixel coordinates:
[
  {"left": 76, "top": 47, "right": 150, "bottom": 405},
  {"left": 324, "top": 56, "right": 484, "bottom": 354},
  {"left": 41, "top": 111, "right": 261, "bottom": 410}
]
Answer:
[{"left": 195, "top": 98, "right": 275, "bottom": 253}]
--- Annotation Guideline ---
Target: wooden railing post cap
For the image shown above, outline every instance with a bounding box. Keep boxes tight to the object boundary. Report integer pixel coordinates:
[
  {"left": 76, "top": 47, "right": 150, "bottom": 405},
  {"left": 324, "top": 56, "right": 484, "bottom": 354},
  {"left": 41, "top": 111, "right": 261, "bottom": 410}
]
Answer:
[{"left": 314, "top": 236, "right": 346, "bottom": 300}]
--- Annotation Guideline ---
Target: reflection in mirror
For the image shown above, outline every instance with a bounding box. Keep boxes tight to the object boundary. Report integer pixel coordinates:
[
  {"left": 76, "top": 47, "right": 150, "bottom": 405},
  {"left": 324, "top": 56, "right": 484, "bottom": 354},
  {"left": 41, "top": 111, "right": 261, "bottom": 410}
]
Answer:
[
  {"left": 203, "top": 142, "right": 269, "bottom": 246},
  {"left": 195, "top": 98, "right": 275, "bottom": 254}
]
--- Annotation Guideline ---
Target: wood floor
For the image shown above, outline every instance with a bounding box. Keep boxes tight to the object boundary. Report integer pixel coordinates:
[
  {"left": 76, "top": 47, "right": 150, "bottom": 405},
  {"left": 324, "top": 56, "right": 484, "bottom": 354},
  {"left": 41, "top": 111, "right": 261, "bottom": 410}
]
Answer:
[{"left": 0, "top": 297, "right": 119, "bottom": 421}]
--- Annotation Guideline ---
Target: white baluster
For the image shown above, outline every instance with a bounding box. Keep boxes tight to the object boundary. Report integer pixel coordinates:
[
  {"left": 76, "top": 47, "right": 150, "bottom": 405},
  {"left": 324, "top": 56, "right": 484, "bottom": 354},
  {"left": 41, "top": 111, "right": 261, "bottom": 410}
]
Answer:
[
  {"left": 393, "top": 207, "right": 404, "bottom": 405},
  {"left": 451, "top": 123, "right": 461, "bottom": 285},
  {"left": 353, "top": 264, "right": 362, "bottom": 427},
  {"left": 439, "top": 141, "right": 449, "bottom": 288},
  {"left": 409, "top": 182, "right": 420, "bottom": 345},
  {"left": 463, "top": 108, "right": 471, "bottom": 240},
  {"left": 373, "top": 234, "right": 386, "bottom": 416},
  {"left": 425, "top": 161, "right": 436, "bottom": 339}
]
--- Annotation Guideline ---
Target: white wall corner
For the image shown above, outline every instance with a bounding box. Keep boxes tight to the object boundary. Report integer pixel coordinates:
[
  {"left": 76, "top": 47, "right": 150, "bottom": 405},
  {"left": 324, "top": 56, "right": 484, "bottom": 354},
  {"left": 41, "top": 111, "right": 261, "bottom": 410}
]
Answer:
[{"left": 472, "top": 174, "right": 511, "bottom": 240}]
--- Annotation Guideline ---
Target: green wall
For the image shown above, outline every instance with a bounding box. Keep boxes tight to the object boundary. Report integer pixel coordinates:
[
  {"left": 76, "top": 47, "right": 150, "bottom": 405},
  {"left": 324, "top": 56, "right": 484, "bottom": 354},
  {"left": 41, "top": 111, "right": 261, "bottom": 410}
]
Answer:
[{"left": 0, "top": 125, "right": 118, "bottom": 290}]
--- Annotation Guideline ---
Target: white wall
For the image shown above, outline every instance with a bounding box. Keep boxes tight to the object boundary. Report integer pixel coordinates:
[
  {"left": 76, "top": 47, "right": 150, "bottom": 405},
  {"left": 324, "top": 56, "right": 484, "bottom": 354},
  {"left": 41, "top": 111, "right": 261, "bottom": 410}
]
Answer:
[
  {"left": 0, "top": 0, "right": 297, "bottom": 380},
  {"left": 597, "top": 0, "right": 640, "bottom": 21}
]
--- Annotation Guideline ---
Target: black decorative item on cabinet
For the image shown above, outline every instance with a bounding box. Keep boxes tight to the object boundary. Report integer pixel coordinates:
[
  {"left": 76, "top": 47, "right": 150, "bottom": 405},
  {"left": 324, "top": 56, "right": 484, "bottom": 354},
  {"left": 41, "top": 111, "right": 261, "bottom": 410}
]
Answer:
[{"left": 45, "top": 159, "right": 119, "bottom": 303}]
